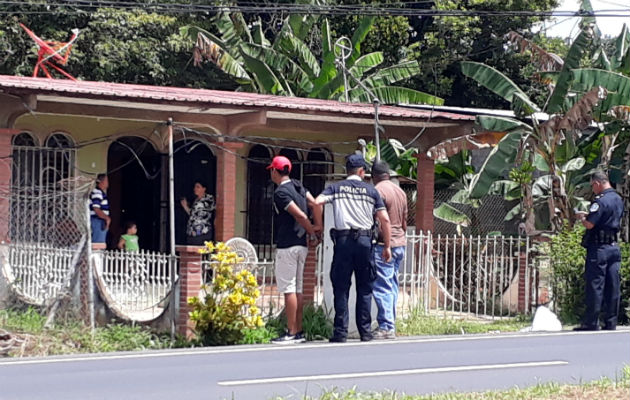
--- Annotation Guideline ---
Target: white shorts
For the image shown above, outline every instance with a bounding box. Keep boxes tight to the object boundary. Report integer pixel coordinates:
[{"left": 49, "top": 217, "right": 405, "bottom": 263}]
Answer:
[{"left": 275, "top": 245, "right": 308, "bottom": 294}]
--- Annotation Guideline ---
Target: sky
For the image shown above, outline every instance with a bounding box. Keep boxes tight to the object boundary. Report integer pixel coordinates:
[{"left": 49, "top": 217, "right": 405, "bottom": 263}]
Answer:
[{"left": 542, "top": 0, "right": 629, "bottom": 38}]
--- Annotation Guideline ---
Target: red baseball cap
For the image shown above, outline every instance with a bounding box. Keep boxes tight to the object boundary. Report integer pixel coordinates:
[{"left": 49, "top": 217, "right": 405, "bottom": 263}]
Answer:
[{"left": 266, "top": 156, "right": 292, "bottom": 172}]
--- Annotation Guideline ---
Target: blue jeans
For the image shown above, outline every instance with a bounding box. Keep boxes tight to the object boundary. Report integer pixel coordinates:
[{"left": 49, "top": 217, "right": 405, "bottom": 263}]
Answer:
[
  {"left": 90, "top": 216, "right": 108, "bottom": 244},
  {"left": 373, "top": 245, "right": 405, "bottom": 331}
]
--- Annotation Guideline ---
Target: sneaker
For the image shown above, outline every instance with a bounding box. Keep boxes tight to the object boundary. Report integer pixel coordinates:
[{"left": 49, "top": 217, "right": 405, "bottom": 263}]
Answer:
[
  {"left": 293, "top": 331, "right": 307, "bottom": 343},
  {"left": 373, "top": 328, "right": 396, "bottom": 340},
  {"left": 271, "top": 333, "right": 297, "bottom": 344}
]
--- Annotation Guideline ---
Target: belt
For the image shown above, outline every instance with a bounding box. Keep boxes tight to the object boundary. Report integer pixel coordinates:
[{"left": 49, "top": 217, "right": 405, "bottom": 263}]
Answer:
[{"left": 331, "top": 228, "right": 372, "bottom": 238}]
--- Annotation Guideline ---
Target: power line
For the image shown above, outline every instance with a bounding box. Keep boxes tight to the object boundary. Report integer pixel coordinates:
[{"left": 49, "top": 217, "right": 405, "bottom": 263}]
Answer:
[{"left": 0, "top": 1, "right": 628, "bottom": 18}]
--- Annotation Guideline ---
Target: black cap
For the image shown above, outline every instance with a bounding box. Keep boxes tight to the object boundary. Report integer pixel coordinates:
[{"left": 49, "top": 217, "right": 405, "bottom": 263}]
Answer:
[{"left": 346, "top": 154, "right": 367, "bottom": 170}]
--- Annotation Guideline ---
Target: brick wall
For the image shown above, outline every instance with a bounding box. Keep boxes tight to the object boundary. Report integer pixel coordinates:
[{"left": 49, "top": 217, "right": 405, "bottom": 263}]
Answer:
[
  {"left": 176, "top": 245, "right": 203, "bottom": 339},
  {"left": 215, "top": 142, "right": 243, "bottom": 242}
]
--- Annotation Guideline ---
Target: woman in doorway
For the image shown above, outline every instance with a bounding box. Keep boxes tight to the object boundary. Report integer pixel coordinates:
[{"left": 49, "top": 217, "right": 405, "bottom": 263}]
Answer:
[{"left": 180, "top": 180, "right": 216, "bottom": 245}]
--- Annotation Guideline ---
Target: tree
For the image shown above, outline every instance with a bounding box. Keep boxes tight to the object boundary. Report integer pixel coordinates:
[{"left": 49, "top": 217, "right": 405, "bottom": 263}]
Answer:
[
  {"left": 456, "top": 3, "right": 630, "bottom": 234},
  {"left": 182, "top": 11, "right": 443, "bottom": 105},
  {"left": 0, "top": 1, "right": 236, "bottom": 88},
  {"left": 406, "top": 0, "right": 560, "bottom": 108}
]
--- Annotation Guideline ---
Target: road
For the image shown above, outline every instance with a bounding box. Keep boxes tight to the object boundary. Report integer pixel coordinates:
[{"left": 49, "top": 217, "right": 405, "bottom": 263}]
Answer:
[{"left": 0, "top": 330, "right": 628, "bottom": 400}]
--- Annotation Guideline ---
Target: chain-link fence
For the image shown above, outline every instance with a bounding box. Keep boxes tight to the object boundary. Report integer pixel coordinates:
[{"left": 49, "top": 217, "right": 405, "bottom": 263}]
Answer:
[{"left": 400, "top": 184, "right": 520, "bottom": 236}]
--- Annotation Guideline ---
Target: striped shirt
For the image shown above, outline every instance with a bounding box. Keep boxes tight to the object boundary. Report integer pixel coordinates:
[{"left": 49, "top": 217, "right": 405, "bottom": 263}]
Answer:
[
  {"left": 320, "top": 175, "right": 385, "bottom": 230},
  {"left": 89, "top": 187, "right": 109, "bottom": 217}
]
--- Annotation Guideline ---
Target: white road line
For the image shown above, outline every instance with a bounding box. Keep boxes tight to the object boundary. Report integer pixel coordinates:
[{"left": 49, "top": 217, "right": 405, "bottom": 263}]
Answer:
[
  {"left": 0, "top": 330, "right": 623, "bottom": 367},
  {"left": 217, "top": 360, "right": 569, "bottom": 386}
]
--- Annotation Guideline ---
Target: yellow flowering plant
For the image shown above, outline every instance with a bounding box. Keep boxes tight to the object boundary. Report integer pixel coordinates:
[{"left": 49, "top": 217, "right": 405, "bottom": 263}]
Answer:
[{"left": 188, "top": 241, "right": 263, "bottom": 345}]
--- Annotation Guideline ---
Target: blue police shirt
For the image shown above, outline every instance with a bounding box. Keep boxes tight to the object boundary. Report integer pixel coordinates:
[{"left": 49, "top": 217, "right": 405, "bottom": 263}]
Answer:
[
  {"left": 586, "top": 188, "right": 624, "bottom": 233},
  {"left": 320, "top": 175, "right": 385, "bottom": 230}
]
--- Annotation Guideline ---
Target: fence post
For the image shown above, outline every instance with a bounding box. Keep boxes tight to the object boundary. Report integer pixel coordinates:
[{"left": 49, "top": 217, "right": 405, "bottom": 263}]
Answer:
[
  {"left": 175, "top": 245, "right": 203, "bottom": 339},
  {"left": 414, "top": 153, "right": 435, "bottom": 232},
  {"left": 517, "top": 249, "right": 528, "bottom": 313}
]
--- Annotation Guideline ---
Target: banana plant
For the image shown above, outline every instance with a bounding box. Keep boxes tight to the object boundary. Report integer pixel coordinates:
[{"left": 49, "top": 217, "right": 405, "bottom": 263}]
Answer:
[{"left": 181, "top": 8, "right": 443, "bottom": 105}]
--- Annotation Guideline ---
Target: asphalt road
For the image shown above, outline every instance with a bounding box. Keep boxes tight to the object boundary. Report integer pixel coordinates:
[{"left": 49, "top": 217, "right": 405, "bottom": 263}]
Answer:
[{"left": 0, "top": 330, "right": 628, "bottom": 400}]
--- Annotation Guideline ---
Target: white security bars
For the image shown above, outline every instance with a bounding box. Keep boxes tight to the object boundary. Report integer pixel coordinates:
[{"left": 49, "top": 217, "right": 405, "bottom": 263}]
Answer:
[{"left": 92, "top": 250, "right": 177, "bottom": 322}]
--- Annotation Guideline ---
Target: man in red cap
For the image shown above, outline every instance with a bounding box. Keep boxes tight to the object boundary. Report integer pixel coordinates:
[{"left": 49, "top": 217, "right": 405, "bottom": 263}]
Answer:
[{"left": 267, "top": 156, "right": 322, "bottom": 344}]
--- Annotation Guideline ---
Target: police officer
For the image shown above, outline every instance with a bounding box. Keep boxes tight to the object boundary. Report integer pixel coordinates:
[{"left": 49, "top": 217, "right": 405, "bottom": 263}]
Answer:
[
  {"left": 575, "top": 171, "right": 624, "bottom": 331},
  {"left": 314, "top": 154, "right": 391, "bottom": 342}
]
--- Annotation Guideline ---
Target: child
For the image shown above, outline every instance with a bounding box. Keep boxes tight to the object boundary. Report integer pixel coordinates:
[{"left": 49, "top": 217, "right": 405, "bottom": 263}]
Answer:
[{"left": 118, "top": 221, "right": 139, "bottom": 252}]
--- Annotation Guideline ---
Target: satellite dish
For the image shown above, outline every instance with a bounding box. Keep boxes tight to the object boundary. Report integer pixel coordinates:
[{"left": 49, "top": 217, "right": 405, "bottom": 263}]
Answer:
[{"left": 225, "top": 237, "right": 258, "bottom": 269}]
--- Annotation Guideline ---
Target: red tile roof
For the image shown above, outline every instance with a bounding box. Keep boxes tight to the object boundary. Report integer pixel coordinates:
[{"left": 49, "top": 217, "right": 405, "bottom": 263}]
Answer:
[{"left": 0, "top": 75, "right": 474, "bottom": 121}]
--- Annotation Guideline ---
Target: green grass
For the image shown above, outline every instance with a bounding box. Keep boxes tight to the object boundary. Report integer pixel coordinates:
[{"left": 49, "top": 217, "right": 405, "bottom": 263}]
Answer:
[
  {"left": 0, "top": 307, "right": 175, "bottom": 356},
  {"left": 270, "top": 366, "right": 630, "bottom": 399},
  {"left": 396, "top": 308, "right": 531, "bottom": 336}
]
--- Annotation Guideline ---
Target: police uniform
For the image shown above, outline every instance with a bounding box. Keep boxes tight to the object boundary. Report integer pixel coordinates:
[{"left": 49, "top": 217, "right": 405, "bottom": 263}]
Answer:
[
  {"left": 319, "top": 157, "right": 386, "bottom": 341},
  {"left": 580, "top": 187, "right": 624, "bottom": 330}
]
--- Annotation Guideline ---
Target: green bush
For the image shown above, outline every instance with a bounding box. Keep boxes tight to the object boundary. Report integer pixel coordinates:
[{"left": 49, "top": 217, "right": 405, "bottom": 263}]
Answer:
[
  {"left": 549, "top": 225, "right": 630, "bottom": 324},
  {"left": 262, "top": 304, "right": 333, "bottom": 341}
]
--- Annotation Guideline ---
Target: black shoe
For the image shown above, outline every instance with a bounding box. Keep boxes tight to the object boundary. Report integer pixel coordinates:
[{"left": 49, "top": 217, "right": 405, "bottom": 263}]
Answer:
[
  {"left": 360, "top": 335, "right": 373, "bottom": 342},
  {"left": 573, "top": 325, "right": 600, "bottom": 331},
  {"left": 602, "top": 325, "right": 616, "bottom": 331},
  {"left": 272, "top": 333, "right": 297, "bottom": 344},
  {"left": 329, "top": 336, "right": 347, "bottom": 343},
  {"left": 293, "top": 331, "right": 307, "bottom": 343}
]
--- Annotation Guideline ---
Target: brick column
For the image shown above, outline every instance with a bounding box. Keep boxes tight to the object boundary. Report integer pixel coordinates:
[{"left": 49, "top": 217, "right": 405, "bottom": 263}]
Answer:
[
  {"left": 302, "top": 242, "right": 318, "bottom": 303},
  {"left": 215, "top": 142, "right": 244, "bottom": 242},
  {"left": 0, "top": 129, "right": 17, "bottom": 242},
  {"left": 176, "top": 245, "right": 204, "bottom": 339},
  {"left": 415, "top": 152, "right": 434, "bottom": 233}
]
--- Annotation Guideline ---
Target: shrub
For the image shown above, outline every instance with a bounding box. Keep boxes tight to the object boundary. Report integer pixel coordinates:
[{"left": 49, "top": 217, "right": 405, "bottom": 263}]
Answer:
[
  {"left": 188, "top": 242, "right": 263, "bottom": 346},
  {"left": 549, "top": 225, "right": 630, "bottom": 324},
  {"left": 301, "top": 303, "right": 333, "bottom": 341}
]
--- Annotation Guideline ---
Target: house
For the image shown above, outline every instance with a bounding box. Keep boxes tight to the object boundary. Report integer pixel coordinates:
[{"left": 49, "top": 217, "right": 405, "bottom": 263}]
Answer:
[
  {"left": 0, "top": 75, "right": 475, "bottom": 250},
  {"left": 0, "top": 75, "right": 478, "bottom": 333}
]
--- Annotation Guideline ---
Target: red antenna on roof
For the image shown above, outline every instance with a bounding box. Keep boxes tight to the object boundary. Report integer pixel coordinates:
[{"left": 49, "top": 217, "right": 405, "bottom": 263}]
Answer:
[{"left": 19, "top": 23, "right": 80, "bottom": 81}]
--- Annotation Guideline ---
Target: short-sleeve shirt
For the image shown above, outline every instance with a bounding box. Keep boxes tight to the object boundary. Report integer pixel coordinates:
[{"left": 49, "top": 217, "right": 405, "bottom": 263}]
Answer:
[
  {"left": 89, "top": 187, "right": 109, "bottom": 218},
  {"left": 121, "top": 234, "right": 139, "bottom": 251},
  {"left": 586, "top": 188, "right": 624, "bottom": 232},
  {"left": 186, "top": 194, "right": 216, "bottom": 237},
  {"left": 319, "top": 175, "right": 385, "bottom": 230},
  {"left": 375, "top": 179, "right": 408, "bottom": 248},
  {"left": 274, "top": 179, "right": 309, "bottom": 249}
]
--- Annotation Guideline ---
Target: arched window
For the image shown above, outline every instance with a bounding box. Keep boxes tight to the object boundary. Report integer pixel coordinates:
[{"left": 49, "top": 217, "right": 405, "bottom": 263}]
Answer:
[
  {"left": 45, "top": 132, "right": 74, "bottom": 148},
  {"left": 12, "top": 132, "right": 37, "bottom": 147},
  {"left": 304, "top": 147, "right": 332, "bottom": 197},
  {"left": 246, "top": 145, "right": 273, "bottom": 259},
  {"left": 278, "top": 148, "right": 302, "bottom": 180},
  {"left": 42, "top": 133, "right": 75, "bottom": 185}
]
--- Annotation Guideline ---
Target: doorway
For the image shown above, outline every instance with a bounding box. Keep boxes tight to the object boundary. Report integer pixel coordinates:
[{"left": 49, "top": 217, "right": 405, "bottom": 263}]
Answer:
[
  {"left": 107, "top": 137, "right": 162, "bottom": 251},
  {"left": 174, "top": 140, "right": 217, "bottom": 245}
]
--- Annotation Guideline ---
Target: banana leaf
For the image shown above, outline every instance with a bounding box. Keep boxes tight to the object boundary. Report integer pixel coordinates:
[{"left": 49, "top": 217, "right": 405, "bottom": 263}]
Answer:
[
  {"left": 364, "top": 60, "right": 422, "bottom": 87},
  {"left": 433, "top": 203, "right": 471, "bottom": 227},
  {"left": 349, "top": 86, "right": 444, "bottom": 105},
  {"left": 461, "top": 61, "right": 539, "bottom": 114},
  {"left": 572, "top": 69, "right": 630, "bottom": 112},
  {"left": 545, "top": 26, "right": 594, "bottom": 114},
  {"left": 469, "top": 129, "right": 524, "bottom": 199}
]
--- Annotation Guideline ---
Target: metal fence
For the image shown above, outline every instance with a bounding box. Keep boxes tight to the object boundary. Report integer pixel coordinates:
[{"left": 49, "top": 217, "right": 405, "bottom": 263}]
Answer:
[
  {"left": 92, "top": 250, "right": 177, "bottom": 322},
  {"left": 402, "top": 231, "right": 535, "bottom": 318},
  {"left": 0, "top": 243, "right": 82, "bottom": 306},
  {"left": 314, "top": 231, "right": 537, "bottom": 320}
]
